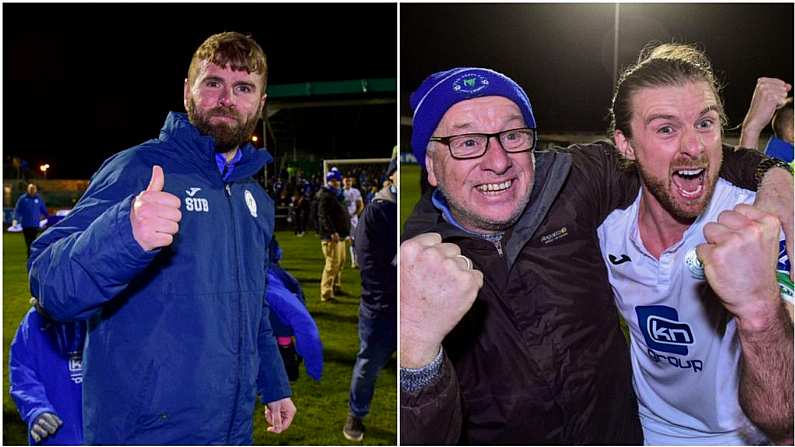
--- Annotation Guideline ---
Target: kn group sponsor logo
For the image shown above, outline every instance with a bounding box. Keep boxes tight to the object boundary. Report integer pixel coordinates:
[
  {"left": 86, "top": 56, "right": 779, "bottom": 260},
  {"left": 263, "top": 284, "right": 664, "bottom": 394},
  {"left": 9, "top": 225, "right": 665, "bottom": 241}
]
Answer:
[
  {"left": 636, "top": 305, "right": 703, "bottom": 373},
  {"left": 636, "top": 305, "right": 694, "bottom": 356}
]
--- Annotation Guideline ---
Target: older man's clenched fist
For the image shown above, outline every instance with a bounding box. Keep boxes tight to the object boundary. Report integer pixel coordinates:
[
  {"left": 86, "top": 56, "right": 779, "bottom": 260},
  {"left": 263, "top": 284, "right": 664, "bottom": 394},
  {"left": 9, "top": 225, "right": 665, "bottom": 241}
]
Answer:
[{"left": 400, "top": 233, "right": 484, "bottom": 368}]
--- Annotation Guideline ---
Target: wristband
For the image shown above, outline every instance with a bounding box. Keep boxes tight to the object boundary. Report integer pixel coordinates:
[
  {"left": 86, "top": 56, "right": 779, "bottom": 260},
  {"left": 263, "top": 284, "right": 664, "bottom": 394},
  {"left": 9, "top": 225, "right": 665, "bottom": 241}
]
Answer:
[{"left": 755, "top": 157, "right": 793, "bottom": 187}]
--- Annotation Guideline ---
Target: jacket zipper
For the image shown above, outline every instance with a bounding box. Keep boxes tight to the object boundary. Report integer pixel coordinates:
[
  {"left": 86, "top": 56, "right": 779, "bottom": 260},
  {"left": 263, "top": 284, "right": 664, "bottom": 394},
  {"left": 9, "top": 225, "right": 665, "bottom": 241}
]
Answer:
[
  {"left": 493, "top": 239, "right": 504, "bottom": 257},
  {"left": 224, "top": 182, "right": 244, "bottom": 442}
]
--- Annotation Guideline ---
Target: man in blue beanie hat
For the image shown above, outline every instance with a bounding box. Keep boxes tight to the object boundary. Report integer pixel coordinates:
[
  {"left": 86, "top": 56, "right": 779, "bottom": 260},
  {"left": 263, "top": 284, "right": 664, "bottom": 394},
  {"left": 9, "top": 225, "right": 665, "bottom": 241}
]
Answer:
[
  {"left": 399, "top": 67, "right": 794, "bottom": 445},
  {"left": 314, "top": 167, "right": 351, "bottom": 302}
]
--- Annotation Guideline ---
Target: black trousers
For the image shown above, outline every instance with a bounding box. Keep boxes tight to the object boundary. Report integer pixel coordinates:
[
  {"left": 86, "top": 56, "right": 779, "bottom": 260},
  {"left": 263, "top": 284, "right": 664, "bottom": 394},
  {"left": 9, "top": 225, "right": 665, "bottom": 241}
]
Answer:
[{"left": 22, "top": 227, "right": 39, "bottom": 258}]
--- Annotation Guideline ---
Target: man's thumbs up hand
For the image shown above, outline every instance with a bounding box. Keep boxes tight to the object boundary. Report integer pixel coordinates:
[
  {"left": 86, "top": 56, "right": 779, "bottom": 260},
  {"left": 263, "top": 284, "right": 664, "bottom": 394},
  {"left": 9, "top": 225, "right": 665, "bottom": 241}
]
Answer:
[
  {"left": 146, "top": 164, "right": 166, "bottom": 192},
  {"left": 131, "top": 165, "right": 182, "bottom": 251}
]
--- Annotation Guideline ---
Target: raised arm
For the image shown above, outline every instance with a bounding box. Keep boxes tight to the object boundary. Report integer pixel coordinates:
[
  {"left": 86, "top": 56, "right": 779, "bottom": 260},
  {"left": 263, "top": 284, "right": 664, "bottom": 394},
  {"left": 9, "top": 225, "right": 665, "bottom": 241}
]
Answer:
[
  {"left": 399, "top": 232, "right": 482, "bottom": 444},
  {"left": 704, "top": 143, "right": 794, "bottom": 276},
  {"left": 697, "top": 204, "right": 793, "bottom": 444},
  {"left": 756, "top": 165, "right": 794, "bottom": 281},
  {"left": 739, "top": 78, "right": 792, "bottom": 150},
  {"left": 28, "top": 155, "right": 163, "bottom": 321}
]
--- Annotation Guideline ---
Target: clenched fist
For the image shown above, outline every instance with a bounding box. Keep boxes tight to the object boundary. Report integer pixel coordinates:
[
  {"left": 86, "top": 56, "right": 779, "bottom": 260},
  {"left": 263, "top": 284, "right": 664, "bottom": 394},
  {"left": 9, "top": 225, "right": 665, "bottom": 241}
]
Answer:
[
  {"left": 740, "top": 77, "right": 792, "bottom": 148},
  {"left": 696, "top": 204, "right": 781, "bottom": 330},
  {"left": 131, "top": 165, "right": 182, "bottom": 251},
  {"left": 400, "top": 233, "right": 484, "bottom": 368}
]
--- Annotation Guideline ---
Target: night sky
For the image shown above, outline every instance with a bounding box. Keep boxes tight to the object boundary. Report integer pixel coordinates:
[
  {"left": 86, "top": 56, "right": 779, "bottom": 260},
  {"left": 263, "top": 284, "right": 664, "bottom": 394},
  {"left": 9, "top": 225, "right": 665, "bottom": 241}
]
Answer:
[
  {"left": 401, "top": 3, "right": 793, "bottom": 139},
  {"left": 4, "top": 3, "right": 397, "bottom": 179},
  {"left": 4, "top": 4, "right": 793, "bottom": 179}
]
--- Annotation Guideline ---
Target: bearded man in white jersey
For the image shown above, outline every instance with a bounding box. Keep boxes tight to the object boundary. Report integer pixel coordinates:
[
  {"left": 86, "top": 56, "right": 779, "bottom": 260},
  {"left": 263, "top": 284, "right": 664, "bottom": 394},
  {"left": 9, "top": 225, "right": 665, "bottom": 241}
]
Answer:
[{"left": 597, "top": 43, "right": 793, "bottom": 445}]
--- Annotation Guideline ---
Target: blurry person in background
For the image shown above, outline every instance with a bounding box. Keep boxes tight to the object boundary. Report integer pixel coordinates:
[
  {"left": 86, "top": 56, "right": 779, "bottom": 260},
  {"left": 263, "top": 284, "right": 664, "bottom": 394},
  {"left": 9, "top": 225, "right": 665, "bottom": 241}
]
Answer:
[
  {"left": 14, "top": 183, "right": 49, "bottom": 258},
  {"left": 315, "top": 168, "right": 351, "bottom": 302},
  {"left": 365, "top": 184, "right": 378, "bottom": 205},
  {"left": 9, "top": 298, "right": 86, "bottom": 445},
  {"left": 290, "top": 191, "right": 310, "bottom": 237},
  {"left": 343, "top": 156, "right": 397, "bottom": 442},
  {"left": 343, "top": 176, "right": 365, "bottom": 269},
  {"left": 740, "top": 78, "right": 793, "bottom": 163}
]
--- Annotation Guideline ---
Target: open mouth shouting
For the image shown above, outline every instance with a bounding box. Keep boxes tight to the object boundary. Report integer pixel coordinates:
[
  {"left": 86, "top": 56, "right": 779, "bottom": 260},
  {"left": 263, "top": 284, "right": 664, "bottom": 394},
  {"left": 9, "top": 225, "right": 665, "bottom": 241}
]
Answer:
[{"left": 671, "top": 167, "right": 706, "bottom": 199}]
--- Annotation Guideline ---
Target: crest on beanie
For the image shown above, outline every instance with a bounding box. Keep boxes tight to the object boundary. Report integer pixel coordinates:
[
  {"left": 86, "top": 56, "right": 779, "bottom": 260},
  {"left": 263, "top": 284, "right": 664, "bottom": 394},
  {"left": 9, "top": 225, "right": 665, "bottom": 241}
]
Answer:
[{"left": 453, "top": 73, "right": 490, "bottom": 94}]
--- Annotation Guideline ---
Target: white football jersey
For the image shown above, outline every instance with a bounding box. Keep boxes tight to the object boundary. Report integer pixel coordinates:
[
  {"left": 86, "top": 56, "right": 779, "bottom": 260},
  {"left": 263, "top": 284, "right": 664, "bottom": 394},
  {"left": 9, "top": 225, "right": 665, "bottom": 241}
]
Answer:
[
  {"left": 597, "top": 178, "right": 767, "bottom": 445},
  {"left": 343, "top": 187, "right": 362, "bottom": 228}
]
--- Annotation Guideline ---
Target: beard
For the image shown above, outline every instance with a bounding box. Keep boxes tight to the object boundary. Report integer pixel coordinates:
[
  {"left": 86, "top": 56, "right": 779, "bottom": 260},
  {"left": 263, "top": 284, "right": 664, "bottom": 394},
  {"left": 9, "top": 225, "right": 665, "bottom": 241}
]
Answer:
[
  {"left": 636, "top": 155, "right": 720, "bottom": 223},
  {"left": 187, "top": 98, "right": 260, "bottom": 153}
]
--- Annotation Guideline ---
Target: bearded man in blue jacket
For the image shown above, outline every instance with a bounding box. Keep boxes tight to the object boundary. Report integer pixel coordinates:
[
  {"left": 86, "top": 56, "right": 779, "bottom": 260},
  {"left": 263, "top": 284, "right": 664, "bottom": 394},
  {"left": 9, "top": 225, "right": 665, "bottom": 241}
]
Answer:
[{"left": 28, "top": 32, "right": 295, "bottom": 444}]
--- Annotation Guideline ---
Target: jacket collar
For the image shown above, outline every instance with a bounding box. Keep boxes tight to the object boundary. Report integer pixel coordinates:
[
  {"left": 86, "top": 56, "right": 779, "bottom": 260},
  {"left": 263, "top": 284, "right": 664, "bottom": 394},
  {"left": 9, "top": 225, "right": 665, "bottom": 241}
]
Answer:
[
  {"left": 158, "top": 112, "right": 272, "bottom": 181},
  {"left": 374, "top": 185, "right": 397, "bottom": 203},
  {"left": 504, "top": 150, "right": 571, "bottom": 266}
]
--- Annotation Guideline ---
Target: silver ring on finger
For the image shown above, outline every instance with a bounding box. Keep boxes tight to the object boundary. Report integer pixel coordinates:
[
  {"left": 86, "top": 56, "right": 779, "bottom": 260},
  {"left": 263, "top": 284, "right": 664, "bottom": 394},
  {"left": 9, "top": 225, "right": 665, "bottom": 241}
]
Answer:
[{"left": 456, "top": 254, "right": 473, "bottom": 271}]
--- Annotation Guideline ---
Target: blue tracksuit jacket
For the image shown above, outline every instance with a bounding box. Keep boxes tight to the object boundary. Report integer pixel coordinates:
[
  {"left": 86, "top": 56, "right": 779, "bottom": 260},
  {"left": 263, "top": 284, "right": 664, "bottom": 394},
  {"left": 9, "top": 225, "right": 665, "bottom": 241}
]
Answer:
[
  {"left": 765, "top": 135, "right": 794, "bottom": 163},
  {"left": 28, "top": 112, "right": 291, "bottom": 445},
  {"left": 15, "top": 193, "right": 48, "bottom": 229},
  {"left": 9, "top": 308, "right": 85, "bottom": 445},
  {"left": 266, "top": 264, "right": 323, "bottom": 381}
]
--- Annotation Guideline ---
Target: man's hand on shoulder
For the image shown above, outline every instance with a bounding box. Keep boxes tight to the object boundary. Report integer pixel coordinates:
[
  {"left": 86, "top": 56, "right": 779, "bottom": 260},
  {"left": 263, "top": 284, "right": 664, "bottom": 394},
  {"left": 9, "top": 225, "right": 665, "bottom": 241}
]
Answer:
[
  {"left": 131, "top": 165, "right": 182, "bottom": 251},
  {"left": 697, "top": 204, "right": 782, "bottom": 331},
  {"left": 400, "top": 233, "right": 483, "bottom": 368},
  {"left": 264, "top": 397, "right": 296, "bottom": 434}
]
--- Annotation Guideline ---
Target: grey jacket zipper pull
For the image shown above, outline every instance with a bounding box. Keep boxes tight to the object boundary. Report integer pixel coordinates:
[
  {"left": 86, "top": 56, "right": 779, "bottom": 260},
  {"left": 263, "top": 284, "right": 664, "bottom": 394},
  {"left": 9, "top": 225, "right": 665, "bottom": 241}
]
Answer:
[{"left": 493, "top": 239, "right": 503, "bottom": 257}]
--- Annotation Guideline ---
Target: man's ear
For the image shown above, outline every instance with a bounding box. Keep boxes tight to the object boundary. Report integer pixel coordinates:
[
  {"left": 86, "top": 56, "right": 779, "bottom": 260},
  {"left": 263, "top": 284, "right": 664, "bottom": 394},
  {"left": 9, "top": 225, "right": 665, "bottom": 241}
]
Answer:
[
  {"left": 183, "top": 78, "right": 191, "bottom": 112},
  {"left": 614, "top": 130, "right": 636, "bottom": 160},
  {"left": 426, "top": 150, "right": 438, "bottom": 187}
]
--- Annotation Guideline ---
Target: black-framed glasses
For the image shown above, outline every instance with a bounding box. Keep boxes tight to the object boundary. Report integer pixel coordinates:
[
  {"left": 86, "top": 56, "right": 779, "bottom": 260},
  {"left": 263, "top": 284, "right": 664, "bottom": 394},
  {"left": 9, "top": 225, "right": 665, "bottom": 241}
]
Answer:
[{"left": 429, "top": 127, "right": 537, "bottom": 160}]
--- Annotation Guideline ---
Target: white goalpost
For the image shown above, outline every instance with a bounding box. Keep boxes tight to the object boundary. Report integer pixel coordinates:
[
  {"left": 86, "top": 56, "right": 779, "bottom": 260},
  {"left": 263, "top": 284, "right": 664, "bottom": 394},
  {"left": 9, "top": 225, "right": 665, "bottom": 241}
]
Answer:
[{"left": 322, "top": 158, "right": 390, "bottom": 180}]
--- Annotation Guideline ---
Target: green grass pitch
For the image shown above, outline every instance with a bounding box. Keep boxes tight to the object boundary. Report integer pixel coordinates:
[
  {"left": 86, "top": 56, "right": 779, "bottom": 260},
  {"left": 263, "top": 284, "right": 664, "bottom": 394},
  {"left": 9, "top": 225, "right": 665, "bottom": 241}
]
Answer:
[
  {"left": 3, "top": 230, "right": 396, "bottom": 445},
  {"left": 400, "top": 163, "right": 422, "bottom": 234}
]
